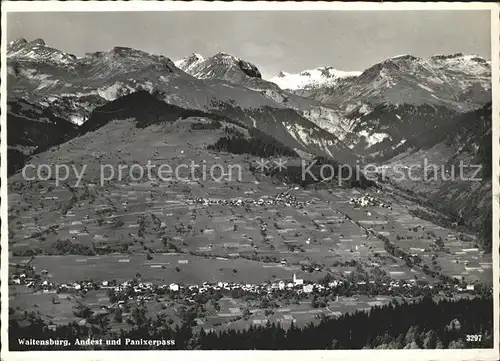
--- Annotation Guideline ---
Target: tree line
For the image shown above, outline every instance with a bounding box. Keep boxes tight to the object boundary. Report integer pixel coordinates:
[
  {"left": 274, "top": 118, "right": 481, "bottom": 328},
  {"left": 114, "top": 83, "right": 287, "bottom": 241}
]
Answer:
[
  {"left": 208, "top": 127, "right": 298, "bottom": 158},
  {"left": 9, "top": 295, "right": 492, "bottom": 350}
]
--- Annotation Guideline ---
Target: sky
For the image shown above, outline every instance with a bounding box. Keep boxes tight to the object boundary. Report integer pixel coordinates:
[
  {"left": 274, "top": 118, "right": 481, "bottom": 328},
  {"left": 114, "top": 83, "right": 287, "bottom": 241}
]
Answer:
[{"left": 7, "top": 11, "right": 492, "bottom": 79}]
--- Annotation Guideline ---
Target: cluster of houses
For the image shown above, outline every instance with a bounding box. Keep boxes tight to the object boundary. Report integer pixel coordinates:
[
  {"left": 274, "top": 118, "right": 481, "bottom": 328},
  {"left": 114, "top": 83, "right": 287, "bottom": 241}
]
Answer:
[
  {"left": 10, "top": 268, "right": 480, "bottom": 304},
  {"left": 349, "top": 195, "right": 392, "bottom": 209},
  {"left": 189, "top": 191, "right": 311, "bottom": 209},
  {"left": 9, "top": 272, "right": 97, "bottom": 294}
]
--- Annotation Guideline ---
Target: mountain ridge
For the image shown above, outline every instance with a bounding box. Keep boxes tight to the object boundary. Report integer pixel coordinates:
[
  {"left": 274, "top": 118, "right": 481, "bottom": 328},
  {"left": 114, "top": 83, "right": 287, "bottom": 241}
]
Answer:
[
  {"left": 286, "top": 53, "right": 491, "bottom": 112},
  {"left": 6, "top": 38, "right": 492, "bottom": 174},
  {"left": 7, "top": 38, "right": 361, "bottom": 173},
  {"left": 269, "top": 66, "right": 362, "bottom": 91},
  {"left": 174, "top": 51, "right": 262, "bottom": 82}
]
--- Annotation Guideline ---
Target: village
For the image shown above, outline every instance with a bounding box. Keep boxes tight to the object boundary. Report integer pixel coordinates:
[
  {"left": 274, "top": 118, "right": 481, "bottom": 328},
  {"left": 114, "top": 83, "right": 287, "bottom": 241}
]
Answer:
[
  {"left": 10, "top": 264, "right": 482, "bottom": 306},
  {"left": 9, "top": 254, "right": 489, "bottom": 333},
  {"left": 349, "top": 194, "right": 393, "bottom": 210},
  {"left": 188, "top": 189, "right": 310, "bottom": 208}
]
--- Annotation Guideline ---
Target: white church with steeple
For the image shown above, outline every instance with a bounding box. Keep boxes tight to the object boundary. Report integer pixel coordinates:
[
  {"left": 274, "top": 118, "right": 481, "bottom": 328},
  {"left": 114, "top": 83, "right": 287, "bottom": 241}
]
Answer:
[{"left": 293, "top": 273, "right": 303, "bottom": 285}]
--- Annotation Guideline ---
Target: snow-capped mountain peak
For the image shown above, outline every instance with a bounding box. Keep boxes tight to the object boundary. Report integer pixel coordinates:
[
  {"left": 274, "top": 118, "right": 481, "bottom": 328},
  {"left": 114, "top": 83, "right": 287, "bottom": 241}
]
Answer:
[
  {"left": 269, "top": 66, "right": 362, "bottom": 91},
  {"left": 190, "top": 52, "right": 204, "bottom": 60},
  {"left": 214, "top": 51, "right": 233, "bottom": 57},
  {"left": 389, "top": 54, "right": 417, "bottom": 60},
  {"left": 175, "top": 52, "right": 262, "bottom": 81},
  {"left": 174, "top": 53, "right": 205, "bottom": 70}
]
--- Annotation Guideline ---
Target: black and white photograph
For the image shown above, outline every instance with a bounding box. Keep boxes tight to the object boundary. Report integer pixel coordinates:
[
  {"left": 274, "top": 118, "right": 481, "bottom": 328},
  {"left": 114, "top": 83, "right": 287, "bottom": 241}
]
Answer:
[{"left": 1, "top": 2, "right": 498, "bottom": 360}]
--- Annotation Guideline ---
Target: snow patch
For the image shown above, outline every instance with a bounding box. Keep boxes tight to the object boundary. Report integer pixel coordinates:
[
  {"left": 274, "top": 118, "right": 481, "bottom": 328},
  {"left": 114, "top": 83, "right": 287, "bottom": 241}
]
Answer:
[
  {"left": 417, "top": 83, "right": 434, "bottom": 92},
  {"left": 97, "top": 82, "right": 137, "bottom": 101},
  {"left": 69, "top": 114, "right": 87, "bottom": 126},
  {"left": 35, "top": 79, "right": 60, "bottom": 91},
  {"left": 358, "top": 130, "right": 391, "bottom": 147},
  {"left": 393, "top": 139, "right": 407, "bottom": 149},
  {"left": 358, "top": 104, "right": 372, "bottom": 115},
  {"left": 175, "top": 53, "right": 206, "bottom": 73}
]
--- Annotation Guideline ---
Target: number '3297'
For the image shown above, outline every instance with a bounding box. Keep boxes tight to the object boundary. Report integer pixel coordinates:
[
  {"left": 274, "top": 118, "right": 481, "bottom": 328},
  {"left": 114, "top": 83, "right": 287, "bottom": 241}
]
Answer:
[{"left": 466, "top": 334, "right": 482, "bottom": 342}]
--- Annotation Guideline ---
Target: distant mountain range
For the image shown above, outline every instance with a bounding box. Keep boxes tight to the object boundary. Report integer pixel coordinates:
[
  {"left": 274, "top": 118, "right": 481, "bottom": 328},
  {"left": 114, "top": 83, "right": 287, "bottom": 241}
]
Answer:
[
  {"left": 7, "top": 38, "right": 492, "bottom": 170},
  {"left": 268, "top": 53, "right": 491, "bottom": 112},
  {"left": 7, "top": 38, "right": 357, "bottom": 171},
  {"left": 175, "top": 50, "right": 491, "bottom": 156},
  {"left": 269, "top": 67, "right": 362, "bottom": 92}
]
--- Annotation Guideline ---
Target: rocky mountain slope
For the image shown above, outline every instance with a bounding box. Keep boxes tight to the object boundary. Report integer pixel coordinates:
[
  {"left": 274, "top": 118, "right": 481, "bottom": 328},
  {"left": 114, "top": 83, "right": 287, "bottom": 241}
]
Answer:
[
  {"left": 14, "top": 40, "right": 491, "bottom": 171},
  {"left": 174, "top": 52, "right": 360, "bottom": 147},
  {"left": 378, "top": 102, "right": 492, "bottom": 249},
  {"left": 8, "top": 39, "right": 492, "bottom": 166},
  {"left": 7, "top": 97, "right": 80, "bottom": 174},
  {"left": 267, "top": 54, "right": 492, "bottom": 250},
  {"left": 278, "top": 54, "right": 491, "bottom": 111},
  {"left": 286, "top": 54, "right": 490, "bottom": 157},
  {"left": 345, "top": 103, "right": 460, "bottom": 159},
  {"left": 174, "top": 52, "right": 262, "bottom": 82}
]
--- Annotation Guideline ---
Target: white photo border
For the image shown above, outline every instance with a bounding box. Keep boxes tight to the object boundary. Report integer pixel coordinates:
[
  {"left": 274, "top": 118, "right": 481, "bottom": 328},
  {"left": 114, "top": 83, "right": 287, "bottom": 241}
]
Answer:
[{"left": 1, "top": 2, "right": 498, "bottom": 361}]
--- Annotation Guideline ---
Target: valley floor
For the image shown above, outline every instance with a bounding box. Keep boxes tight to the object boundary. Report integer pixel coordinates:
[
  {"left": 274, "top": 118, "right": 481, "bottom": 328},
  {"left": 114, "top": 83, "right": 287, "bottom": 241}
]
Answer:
[{"left": 7, "top": 117, "right": 493, "bottom": 344}]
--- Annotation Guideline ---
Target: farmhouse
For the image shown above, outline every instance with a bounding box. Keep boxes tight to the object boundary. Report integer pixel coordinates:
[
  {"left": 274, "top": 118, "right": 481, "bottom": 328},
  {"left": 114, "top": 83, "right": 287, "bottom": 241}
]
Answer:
[
  {"left": 463, "top": 248, "right": 479, "bottom": 253},
  {"left": 169, "top": 283, "right": 180, "bottom": 292},
  {"left": 303, "top": 284, "right": 313, "bottom": 293}
]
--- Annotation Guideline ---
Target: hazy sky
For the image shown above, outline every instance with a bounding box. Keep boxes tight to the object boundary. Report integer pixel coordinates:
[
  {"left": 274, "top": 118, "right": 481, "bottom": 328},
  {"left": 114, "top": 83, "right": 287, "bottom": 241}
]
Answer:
[{"left": 7, "top": 11, "right": 492, "bottom": 79}]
